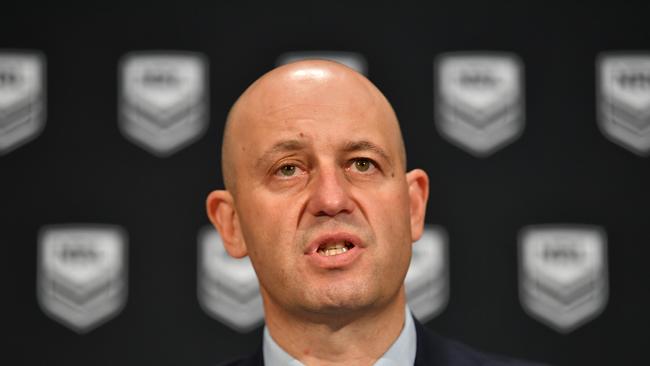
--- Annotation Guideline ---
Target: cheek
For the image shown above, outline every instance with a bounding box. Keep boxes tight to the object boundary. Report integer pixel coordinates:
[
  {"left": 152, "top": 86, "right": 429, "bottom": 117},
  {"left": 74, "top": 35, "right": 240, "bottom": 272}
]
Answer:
[
  {"left": 238, "top": 192, "right": 302, "bottom": 271},
  {"left": 368, "top": 186, "right": 413, "bottom": 262},
  {"left": 240, "top": 190, "right": 295, "bottom": 235},
  {"left": 368, "top": 184, "right": 412, "bottom": 232}
]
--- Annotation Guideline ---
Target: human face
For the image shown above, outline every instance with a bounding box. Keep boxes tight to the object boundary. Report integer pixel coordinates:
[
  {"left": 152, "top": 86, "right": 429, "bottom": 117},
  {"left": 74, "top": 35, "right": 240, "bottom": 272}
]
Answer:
[{"left": 215, "top": 66, "right": 427, "bottom": 317}]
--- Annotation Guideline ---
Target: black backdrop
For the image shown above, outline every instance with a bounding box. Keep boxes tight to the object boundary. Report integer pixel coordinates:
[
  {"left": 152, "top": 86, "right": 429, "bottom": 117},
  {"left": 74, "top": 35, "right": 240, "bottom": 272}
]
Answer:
[{"left": 2, "top": 2, "right": 649, "bottom": 365}]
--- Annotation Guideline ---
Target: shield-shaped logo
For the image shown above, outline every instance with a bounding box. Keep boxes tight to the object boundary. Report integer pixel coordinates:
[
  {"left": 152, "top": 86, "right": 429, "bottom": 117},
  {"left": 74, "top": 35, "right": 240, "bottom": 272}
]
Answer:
[
  {"left": 405, "top": 225, "right": 449, "bottom": 322},
  {"left": 276, "top": 51, "right": 368, "bottom": 75},
  {"left": 0, "top": 51, "right": 45, "bottom": 155},
  {"left": 119, "top": 51, "right": 208, "bottom": 157},
  {"left": 37, "top": 224, "right": 128, "bottom": 333},
  {"left": 598, "top": 53, "right": 650, "bottom": 155},
  {"left": 519, "top": 225, "right": 608, "bottom": 333},
  {"left": 435, "top": 52, "right": 524, "bottom": 157},
  {"left": 197, "top": 226, "right": 264, "bottom": 332}
]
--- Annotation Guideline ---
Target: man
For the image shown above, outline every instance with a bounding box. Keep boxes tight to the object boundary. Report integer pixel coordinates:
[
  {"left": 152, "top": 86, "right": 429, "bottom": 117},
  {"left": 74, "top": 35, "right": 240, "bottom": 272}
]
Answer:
[{"left": 206, "top": 60, "right": 545, "bottom": 365}]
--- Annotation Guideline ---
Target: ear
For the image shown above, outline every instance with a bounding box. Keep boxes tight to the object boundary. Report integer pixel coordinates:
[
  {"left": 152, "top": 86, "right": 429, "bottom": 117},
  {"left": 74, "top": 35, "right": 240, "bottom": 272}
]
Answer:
[
  {"left": 206, "top": 190, "right": 248, "bottom": 258},
  {"left": 405, "top": 169, "right": 429, "bottom": 242}
]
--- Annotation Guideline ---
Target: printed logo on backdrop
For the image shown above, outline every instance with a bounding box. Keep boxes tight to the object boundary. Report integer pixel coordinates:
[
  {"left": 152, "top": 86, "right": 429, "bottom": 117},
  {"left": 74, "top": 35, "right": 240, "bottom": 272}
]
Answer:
[
  {"left": 598, "top": 53, "right": 650, "bottom": 155},
  {"left": 37, "top": 224, "right": 128, "bottom": 333},
  {"left": 197, "top": 226, "right": 264, "bottom": 333},
  {"left": 404, "top": 225, "right": 449, "bottom": 321},
  {"left": 435, "top": 52, "right": 524, "bottom": 157},
  {"left": 119, "top": 51, "right": 208, "bottom": 157},
  {"left": 276, "top": 51, "right": 368, "bottom": 75},
  {"left": 0, "top": 51, "right": 45, "bottom": 155},
  {"left": 518, "top": 225, "right": 608, "bottom": 333}
]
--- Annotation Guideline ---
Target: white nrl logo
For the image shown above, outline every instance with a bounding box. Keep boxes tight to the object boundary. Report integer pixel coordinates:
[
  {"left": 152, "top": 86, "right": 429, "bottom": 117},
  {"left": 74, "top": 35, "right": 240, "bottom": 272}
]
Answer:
[
  {"left": 519, "top": 225, "right": 608, "bottom": 333},
  {"left": 405, "top": 225, "right": 449, "bottom": 322},
  {"left": 37, "top": 224, "right": 128, "bottom": 333},
  {"left": 598, "top": 53, "right": 650, "bottom": 155},
  {"left": 197, "top": 226, "right": 264, "bottom": 333},
  {"left": 435, "top": 52, "right": 524, "bottom": 157},
  {"left": 0, "top": 51, "right": 45, "bottom": 155},
  {"left": 119, "top": 51, "right": 208, "bottom": 157}
]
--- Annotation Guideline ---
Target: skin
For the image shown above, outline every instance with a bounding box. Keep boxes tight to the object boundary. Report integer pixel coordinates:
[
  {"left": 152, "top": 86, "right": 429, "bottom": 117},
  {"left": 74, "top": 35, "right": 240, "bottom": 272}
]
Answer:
[{"left": 207, "top": 60, "right": 429, "bottom": 365}]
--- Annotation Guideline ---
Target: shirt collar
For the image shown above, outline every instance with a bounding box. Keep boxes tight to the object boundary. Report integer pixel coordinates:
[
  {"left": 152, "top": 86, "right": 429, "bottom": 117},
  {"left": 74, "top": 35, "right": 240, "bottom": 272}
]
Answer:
[{"left": 262, "top": 306, "right": 417, "bottom": 366}]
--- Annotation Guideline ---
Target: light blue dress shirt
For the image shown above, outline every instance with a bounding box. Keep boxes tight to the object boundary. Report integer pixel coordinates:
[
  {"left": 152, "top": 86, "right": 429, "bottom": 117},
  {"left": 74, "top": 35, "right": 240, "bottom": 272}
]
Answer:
[{"left": 263, "top": 306, "right": 417, "bottom": 366}]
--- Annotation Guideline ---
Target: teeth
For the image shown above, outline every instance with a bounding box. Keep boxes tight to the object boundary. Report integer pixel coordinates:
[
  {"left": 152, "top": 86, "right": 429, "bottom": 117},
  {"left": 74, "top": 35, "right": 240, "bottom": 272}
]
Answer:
[
  {"left": 319, "top": 246, "right": 349, "bottom": 256},
  {"left": 317, "top": 241, "right": 352, "bottom": 256}
]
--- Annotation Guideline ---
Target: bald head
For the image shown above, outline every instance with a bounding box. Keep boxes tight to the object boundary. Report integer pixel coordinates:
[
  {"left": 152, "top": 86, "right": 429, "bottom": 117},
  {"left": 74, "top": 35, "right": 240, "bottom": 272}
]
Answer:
[{"left": 221, "top": 60, "right": 406, "bottom": 193}]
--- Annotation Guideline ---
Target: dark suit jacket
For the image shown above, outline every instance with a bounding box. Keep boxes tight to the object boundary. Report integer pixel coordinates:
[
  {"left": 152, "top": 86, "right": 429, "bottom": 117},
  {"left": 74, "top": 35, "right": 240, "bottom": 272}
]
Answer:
[{"left": 218, "top": 317, "right": 548, "bottom": 366}]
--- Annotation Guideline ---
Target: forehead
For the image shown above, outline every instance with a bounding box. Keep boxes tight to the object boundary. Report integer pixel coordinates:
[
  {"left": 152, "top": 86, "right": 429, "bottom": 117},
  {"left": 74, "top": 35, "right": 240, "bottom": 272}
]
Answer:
[
  {"left": 240, "top": 99, "right": 397, "bottom": 158},
  {"left": 224, "top": 64, "right": 405, "bottom": 176}
]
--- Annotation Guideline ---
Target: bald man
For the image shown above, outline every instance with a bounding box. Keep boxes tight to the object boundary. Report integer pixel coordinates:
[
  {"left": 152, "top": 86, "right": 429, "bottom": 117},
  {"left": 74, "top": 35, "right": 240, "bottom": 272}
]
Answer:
[{"left": 207, "top": 60, "right": 545, "bottom": 366}]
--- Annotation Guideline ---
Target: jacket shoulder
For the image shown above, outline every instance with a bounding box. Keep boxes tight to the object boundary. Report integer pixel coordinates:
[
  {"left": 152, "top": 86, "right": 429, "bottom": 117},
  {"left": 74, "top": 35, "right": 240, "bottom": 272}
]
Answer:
[{"left": 414, "top": 318, "right": 550, "bottom": 366}]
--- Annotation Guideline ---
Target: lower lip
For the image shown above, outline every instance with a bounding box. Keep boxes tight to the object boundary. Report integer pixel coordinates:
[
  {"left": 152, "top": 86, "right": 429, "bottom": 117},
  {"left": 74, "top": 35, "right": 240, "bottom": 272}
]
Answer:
[{"left": 305, "top": 245, "right": 364, "bottom": 269}]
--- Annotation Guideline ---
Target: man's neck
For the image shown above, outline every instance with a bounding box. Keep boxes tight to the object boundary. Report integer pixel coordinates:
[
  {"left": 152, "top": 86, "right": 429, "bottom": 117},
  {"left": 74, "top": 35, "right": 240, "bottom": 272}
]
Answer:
[{"left": 263, "top": 289, "right": 407, "bottom": 366}]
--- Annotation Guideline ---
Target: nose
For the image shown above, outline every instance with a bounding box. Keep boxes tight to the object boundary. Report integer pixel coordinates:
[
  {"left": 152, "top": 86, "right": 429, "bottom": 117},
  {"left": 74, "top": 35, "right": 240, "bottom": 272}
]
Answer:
[{"left": 306, "top": 165, "right": 355, "bottom": 217}]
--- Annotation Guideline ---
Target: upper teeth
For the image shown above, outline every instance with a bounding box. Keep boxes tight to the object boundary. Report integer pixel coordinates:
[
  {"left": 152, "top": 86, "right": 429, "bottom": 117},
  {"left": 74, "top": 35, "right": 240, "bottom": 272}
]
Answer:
[{"left": 318, "top": 241, "right": 351, "bottom": 256}]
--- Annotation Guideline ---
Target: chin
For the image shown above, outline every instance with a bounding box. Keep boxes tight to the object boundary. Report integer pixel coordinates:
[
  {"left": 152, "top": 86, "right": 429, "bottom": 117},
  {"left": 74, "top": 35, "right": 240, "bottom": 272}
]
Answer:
[{"left": 303, "top": 283, "right": 379, "bottom": 314}]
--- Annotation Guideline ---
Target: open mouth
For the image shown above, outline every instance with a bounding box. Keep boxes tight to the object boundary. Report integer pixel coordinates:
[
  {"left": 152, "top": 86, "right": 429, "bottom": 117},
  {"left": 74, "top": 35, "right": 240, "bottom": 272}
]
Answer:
[
  {"left": 317, "top": 241, "right": 355, "bottom": 257},
  {"left": 306, "top": 233, "right": 363, "bottom": 269}
]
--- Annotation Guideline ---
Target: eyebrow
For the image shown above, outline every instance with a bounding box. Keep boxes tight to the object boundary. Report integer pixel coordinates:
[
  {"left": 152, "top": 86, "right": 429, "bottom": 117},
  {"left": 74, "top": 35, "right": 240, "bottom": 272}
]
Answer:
[
  {"left": 341, "top": 140, "right": 392, "bottom": 165},
  {"left": 256, "top": 139, "right": 307, "bottom": 168},
  {"left": 255, "top": 139, "right": 392, "bottom": 168}
]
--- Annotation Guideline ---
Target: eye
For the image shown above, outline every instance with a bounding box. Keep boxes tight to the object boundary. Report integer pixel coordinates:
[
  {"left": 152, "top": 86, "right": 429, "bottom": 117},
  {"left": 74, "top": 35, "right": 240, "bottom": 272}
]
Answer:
[
  {"left": 351, "top": 158, "right": 376, "bottom": 173},
  {"left": 275, "top": 164, "right": 302, "bottom": 177}
]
